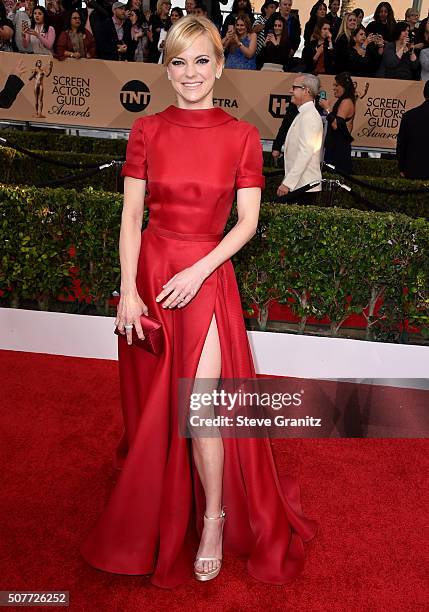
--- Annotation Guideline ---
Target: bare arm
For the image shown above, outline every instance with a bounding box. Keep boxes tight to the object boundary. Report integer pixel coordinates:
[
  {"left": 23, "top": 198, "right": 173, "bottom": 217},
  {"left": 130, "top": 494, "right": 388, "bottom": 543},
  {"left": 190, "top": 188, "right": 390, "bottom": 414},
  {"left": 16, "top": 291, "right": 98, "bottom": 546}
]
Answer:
[
  {"left": 238, "top": 32, "right": 257, "bottom": 58},
  {"left": 115, "top": 176, "right": 149, "bottom": 343},
  {"left": 330, "top": 98, "right": 354, "bottom": 130}
]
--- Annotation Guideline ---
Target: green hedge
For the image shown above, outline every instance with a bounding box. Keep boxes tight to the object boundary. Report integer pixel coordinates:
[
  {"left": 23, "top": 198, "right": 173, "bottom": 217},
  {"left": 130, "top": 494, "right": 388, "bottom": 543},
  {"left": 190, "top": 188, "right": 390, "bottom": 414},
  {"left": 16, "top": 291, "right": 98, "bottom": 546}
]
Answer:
[
  {"left": 0, "top": 147, "right": 119, "bottom": 192},
  {"left": 263, "top": 171, "right": 429, "bottom": 219},
  {"left": 0, "top": 129, "right": 127, "bottom": 155},
  {"left": 2, "top": 146, "right": 427, "bottom": 219},
  {"left": 4, "top": 129, "right": 398, "bottom": 176},
  {"left": 263, "top": 151, "right": 398, "bottom": 177},
  {"left": 1, "top": 184, "right": 427, "bottom": 342}
]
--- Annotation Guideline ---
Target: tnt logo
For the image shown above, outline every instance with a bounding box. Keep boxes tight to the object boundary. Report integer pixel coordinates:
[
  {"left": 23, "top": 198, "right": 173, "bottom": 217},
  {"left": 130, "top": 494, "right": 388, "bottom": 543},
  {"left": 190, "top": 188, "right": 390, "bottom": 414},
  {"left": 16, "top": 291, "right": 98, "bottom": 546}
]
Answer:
[
  {"left": 269, "top": 94, "right": 291, "bottom": 118},
  {"left": 120, "top": 80, "right": 151, "bottom": 112}
]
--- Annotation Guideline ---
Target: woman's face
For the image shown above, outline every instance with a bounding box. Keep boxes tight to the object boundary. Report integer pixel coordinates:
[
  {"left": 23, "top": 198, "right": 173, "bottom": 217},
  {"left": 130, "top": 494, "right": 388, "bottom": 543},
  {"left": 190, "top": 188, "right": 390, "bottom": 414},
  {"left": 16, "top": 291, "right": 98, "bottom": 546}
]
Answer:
[
  {"left": 330, "top": 0, "right": 340, "bottom": 15},
  {"left": 354, "top": 28, "right": 366, "bottom": 45},
  {"left": 407, "top": 11, "right": 419, "bottom": 27},
  {"left": 167, "top": 32, "right": 222, "bottom": 109},
  {"left": 273, "top": 19, "right": 283, "bottom": 36},
  {"left": 161, "top": 1, "right": 171, "bottom": 15},
  {"left": 235, "top": 18, "right": 247, "bottom": 35},
  {"left": 171, "top": 9, "right": 181, "bottom": 22},
  {"left": 354, "top": 11, "right": 363, "bottom": 25},
  {"left": 321, "top": 23, "right": 330, "bottom": 38},
  {"left": 379, "top": 6, "right": 388, "bottom": 22},
  {"left": 131, "top": 0, "right": 141, "bottom": 9},
  {"left": 70, "top": 11, "right": 81, "bottom": 27},
  {"left": 317, "top": 3, "right": 327, "bottom": 18},
  {"left": 185, "top": 0, "right": 196, "bottom": 12},
  {"left": 33, "top": 8, "right": 44, "bottom": 23},
  {"left": 346, "top": 14, "right": 357, "bottom": 30},
  {"left": 333, "top": 80, "right": 345, "bottom": 98},
  {"left": 398, "top": 27, "right": 409, "bottom": 43},
  {"left": 266, "top": 3, "right": 277, "bottom": 19}
]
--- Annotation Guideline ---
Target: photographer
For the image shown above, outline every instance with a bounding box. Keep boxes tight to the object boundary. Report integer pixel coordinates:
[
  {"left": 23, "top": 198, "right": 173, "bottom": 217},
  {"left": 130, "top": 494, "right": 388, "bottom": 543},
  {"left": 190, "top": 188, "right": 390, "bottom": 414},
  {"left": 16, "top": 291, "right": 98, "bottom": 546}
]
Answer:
[{"left": 377, "top": 22, "right": 420, "bottom": 80}]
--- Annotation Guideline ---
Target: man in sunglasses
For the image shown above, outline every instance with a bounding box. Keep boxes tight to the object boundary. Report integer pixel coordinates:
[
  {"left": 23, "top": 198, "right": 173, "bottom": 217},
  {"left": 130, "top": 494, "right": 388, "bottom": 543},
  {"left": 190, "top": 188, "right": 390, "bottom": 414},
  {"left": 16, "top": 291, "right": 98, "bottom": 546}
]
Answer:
[{"left": 276, "top": 73, "right": 323, "bottom": 204}]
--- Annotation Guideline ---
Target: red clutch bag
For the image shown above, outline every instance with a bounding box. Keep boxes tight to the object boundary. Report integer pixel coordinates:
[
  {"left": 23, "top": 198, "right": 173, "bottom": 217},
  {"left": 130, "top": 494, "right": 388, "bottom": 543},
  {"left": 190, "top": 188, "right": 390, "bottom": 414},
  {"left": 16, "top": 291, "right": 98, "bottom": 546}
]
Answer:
[{"left": 114, "top": 313, "right": 163, "bottom": 356}]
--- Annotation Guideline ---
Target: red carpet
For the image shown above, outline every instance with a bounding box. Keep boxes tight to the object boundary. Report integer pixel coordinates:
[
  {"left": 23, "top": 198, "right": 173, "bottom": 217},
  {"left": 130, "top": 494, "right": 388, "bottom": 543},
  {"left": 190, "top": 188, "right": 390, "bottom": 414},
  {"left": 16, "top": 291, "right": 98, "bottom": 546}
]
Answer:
[{"left": 1, "top": 349, "right": 427, "bottom": 611}]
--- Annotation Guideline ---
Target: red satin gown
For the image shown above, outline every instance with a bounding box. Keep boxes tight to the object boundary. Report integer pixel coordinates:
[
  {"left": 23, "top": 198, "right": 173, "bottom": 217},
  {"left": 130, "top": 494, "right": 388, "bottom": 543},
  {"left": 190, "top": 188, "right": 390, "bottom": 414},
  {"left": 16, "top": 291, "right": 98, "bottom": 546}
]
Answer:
[{"left": 80, "top": 104, "right": 318, "bottom": 588}]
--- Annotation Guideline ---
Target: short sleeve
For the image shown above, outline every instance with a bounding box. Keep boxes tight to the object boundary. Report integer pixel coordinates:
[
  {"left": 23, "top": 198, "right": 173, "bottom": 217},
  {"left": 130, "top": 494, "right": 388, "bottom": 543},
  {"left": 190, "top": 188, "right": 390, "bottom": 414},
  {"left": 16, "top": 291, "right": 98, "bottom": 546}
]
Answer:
[
  {"left": 121, "top": 118, "right": 148, "bottom": 180},
  {"left": 235, "top": 125, "right": 266, "bottom": 190}
]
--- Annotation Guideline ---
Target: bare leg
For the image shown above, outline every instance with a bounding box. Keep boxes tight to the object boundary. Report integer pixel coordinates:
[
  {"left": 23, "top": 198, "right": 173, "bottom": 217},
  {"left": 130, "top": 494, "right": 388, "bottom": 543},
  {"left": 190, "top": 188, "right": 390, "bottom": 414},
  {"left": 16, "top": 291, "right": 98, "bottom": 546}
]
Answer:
[{"left": 191, "top": 313, "right": 224, "bottom": 575}]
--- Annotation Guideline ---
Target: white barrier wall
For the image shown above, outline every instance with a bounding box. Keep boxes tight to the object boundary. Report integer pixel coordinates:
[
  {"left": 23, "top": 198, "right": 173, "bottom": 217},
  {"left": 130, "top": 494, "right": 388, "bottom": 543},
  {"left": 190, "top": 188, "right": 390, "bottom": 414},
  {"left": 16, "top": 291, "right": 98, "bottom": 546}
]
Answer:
[{"left": 1, "top": 308, "right": 428, "bottom": 387}]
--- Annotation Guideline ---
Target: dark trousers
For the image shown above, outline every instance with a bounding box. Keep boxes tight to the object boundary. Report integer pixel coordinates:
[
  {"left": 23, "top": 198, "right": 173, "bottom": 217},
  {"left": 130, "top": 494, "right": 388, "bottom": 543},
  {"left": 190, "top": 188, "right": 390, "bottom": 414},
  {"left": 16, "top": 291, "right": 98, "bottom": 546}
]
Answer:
[{"left": 277, "top": 191, "right": 321, "bottom": 205}]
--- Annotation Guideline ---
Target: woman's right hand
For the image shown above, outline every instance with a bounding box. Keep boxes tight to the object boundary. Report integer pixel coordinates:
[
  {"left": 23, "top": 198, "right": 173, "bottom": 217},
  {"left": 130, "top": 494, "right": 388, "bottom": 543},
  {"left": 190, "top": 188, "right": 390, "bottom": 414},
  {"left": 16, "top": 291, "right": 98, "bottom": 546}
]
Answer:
[{"left": 115, "top": 291, "right": 149, "bottom": 345}]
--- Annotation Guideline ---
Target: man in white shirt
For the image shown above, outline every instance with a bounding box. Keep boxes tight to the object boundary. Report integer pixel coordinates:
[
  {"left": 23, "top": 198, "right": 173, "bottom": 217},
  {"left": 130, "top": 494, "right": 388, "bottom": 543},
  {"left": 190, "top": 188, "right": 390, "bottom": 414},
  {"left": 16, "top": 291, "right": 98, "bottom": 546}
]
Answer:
[{"left": 277, "top": 73, "right": 323, "bottom": 204}]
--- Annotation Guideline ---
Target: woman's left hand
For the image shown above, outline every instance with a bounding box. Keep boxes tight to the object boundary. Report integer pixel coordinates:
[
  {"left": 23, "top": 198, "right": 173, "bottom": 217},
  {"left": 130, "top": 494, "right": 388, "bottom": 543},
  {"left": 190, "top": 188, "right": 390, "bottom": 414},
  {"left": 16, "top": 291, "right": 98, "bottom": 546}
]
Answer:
[
  {"left": 155, "top": 263, "right": 209, "bottom": 309},
  {"left": 318, "top": 98, "right": 330, "bottom": 112}
]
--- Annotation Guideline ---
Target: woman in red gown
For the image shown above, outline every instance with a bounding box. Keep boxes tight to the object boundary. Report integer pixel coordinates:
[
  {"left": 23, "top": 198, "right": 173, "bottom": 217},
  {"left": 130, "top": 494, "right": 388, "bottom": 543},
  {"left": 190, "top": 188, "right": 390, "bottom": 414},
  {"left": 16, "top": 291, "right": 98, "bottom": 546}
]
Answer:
[{"left": 80, "top": 15, "right": 318, "bottom": 588}]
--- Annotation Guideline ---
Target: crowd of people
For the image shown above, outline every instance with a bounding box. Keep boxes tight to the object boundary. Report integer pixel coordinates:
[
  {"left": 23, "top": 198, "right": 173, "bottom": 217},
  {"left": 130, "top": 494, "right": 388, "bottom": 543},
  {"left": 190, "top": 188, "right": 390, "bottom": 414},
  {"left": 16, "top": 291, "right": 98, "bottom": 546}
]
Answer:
[{"left": 0, "top": 0, "right": 428, "bottom": 79}]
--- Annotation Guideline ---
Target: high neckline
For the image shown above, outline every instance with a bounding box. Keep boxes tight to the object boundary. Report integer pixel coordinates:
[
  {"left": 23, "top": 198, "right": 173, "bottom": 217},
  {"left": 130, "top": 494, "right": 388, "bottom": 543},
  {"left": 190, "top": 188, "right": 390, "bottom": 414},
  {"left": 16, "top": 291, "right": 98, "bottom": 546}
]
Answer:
[{"left": 157, "top": 105, "right": 236, "bottom": 128}]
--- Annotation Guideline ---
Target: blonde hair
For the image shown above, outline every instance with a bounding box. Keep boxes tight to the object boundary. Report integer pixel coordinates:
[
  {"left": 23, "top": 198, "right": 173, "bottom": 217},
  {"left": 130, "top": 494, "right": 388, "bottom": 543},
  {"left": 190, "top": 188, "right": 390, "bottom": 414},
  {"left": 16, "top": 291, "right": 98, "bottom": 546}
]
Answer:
[
  {"left": 163, "top": 15, "right": 225, "bottom": 67},
  {"left": 335, "top": 12, "right": 356, "bottom": 42},
  {"left": 405, "top": 7, "right": 419, "bottom": 20},
  {"left": 156, "top": 0, "right": 170, "bottom": 15}
]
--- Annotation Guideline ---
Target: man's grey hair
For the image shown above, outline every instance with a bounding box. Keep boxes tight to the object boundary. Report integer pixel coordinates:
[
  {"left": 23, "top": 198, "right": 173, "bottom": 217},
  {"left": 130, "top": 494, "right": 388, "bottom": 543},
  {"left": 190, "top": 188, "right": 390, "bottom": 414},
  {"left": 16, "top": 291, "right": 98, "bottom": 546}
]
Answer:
[{"left": 299, "top": 73, "right": 321, "bottom": 99}]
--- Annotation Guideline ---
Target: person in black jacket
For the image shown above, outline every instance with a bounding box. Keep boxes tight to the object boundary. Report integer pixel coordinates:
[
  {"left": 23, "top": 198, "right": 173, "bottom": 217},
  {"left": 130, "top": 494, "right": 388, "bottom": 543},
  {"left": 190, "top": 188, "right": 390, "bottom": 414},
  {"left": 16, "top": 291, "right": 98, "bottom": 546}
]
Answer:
[
  {"left": 345, "top": 25, "right": 384, "bottom": 77},
  {"left": 95, "top": 1, "right": 132, "bottom": 60},
  {"left": 396, "top": 80, "right": 429, "bottom": 179},
  {"left": 303, "top": 1, "right": 327, "bottom": 45},
  {"left": 258, "top": 14, "right": 291, "bottom": 70},
  {"left": 366, "top": 2, "right": 396, "bottom": 43},
  {"left": 0, "top": 60, "right": 26, "bottom": 109},
  {"left": 271, "top": 95, "right": 325, "bottom": 161},
  {"left": 264, "top": 0, "right": 301, "bottom": 62},
  {"left": 302, "top": 18, "right": 335, "bottom": 74},
  {"left": 271, "top": 100, "right": 298, "bottom": 162},
  {"left": 326, "top": 0, "right": 340, "bottom": 41}
]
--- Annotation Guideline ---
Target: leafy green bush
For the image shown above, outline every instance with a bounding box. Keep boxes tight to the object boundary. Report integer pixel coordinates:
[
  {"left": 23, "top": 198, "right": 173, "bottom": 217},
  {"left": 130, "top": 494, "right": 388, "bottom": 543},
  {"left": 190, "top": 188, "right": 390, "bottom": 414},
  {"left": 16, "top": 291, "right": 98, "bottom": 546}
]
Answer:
[
  {"left": 0, "top": 129, "right": 127, "bottom": 155},
  {"left": 0, "top": 147, "right": 120, "bottom": 192},
  {"left": 263, "top": 170, "right": 429, "bottom": 219},
  {"left": 1, "top": 184, "right": 427, "bottom": 342},
  {"left": 230, "top": 204, "right": 428, "bottom": 340}
]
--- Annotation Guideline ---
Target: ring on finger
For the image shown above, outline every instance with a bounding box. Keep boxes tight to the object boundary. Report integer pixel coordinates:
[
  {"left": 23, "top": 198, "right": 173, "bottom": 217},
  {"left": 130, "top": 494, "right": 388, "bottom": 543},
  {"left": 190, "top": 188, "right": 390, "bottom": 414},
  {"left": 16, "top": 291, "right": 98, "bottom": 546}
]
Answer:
[{"left": 124, "top": 323, "right": 133, "bottom": 330}]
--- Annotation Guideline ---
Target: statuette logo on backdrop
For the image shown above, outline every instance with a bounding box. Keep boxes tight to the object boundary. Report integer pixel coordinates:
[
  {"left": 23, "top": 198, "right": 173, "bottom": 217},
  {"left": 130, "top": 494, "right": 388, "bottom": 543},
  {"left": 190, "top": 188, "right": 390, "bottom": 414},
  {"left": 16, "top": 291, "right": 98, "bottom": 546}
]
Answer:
[{"left": 120, "top": 80, "right": 151, "bottom": 112}]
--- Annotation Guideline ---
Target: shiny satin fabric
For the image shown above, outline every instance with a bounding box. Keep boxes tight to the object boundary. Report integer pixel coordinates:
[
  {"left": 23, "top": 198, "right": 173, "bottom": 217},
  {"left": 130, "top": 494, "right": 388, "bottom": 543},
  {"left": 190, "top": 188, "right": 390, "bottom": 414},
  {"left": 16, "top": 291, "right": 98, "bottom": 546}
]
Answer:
[
  {"left": 114, "top": 312, "right": 163, "bottom": 355},
  {"left": 80, "top": 105, "right": 318, "bottom": 588}
]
